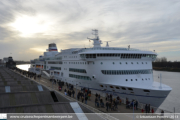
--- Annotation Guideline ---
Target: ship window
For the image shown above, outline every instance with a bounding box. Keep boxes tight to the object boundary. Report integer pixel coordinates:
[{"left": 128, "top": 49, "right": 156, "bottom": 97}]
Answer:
[
  {"left": 136, "top": 79, "right": 137, "bottom": 81},
  {"left": 128, "top": 88, "right": 133, "bottom": 91},
  {"left": 126, "top": 62, "right": 128, "bottom": 64},
  {"left": 143, "top": 90, "right": 150, "bottom": 92},
  {"left": 142, "top": 79, "right": 143, "bottom": 80},
  {"left": 113, "top": 62, "right": 115, "bottom": 64},
  {"left": 101, "top": 62, "right": 103, "bottom": 65},
  {"left": 131, "top": 79, "right": 133, "bottom": 81},
  {"left": 146, "top": 62, "right": 147, "bottom": 64},
  {"left": 137, "top": 62, "right": 138, "bottom": 64},
  {"left": 120, "top": 62, "right": 121, "bottom": 64},
  {"left": 126, "top": 79, "right": 128, "bottom": 81},
  {"left": 142, "top": 62, "right": 143, "bottom": 64},
  {"left": 110, "top": 86, "right": 114, "bottom": 88},
  {"left": 100, "top": 85, "right": 103, "bottom": 87},
  {"left": 131, "top": 62, "right": 133, "bottom": 64},
  {"left": 116, "top": 87, "right": 120, "bottom": 89},
  {"left": 121, "top": 87, "right": 126, "bottom": 90}
]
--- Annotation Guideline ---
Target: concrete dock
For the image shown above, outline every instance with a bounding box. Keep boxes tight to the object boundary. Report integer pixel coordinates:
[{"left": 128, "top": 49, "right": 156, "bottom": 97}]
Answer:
[
  {"left": 0, "top": 67, "right": 111, "bottom": 120},
  {"left": 0, "top": 67, "right": 175, "bottom": 120}
]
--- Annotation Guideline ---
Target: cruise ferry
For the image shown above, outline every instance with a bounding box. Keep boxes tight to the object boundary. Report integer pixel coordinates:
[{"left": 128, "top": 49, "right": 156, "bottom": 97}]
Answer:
[{"left": 29, "top": 29, "right": 172, "bottom": 108}]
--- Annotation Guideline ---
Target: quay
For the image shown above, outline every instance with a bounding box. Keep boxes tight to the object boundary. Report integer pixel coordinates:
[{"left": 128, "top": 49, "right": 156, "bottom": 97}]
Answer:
[
  {"left": 0, "top": 66, "right": 174, "bottom": 120},
  {"left": 0, "top": 67, "right": 111, "bottom": 120}
]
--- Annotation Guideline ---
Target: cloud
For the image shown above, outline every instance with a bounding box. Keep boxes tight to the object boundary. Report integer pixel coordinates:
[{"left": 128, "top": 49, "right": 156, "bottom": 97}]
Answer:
[{"left": 0, "top": 0, "right": 180, "bottom": 61}]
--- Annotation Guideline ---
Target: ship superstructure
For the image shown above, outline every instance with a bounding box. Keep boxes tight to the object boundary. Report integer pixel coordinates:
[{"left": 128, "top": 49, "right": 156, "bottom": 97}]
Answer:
[{"left": 29, "top": 30, "right": 172, "bottom": 108}]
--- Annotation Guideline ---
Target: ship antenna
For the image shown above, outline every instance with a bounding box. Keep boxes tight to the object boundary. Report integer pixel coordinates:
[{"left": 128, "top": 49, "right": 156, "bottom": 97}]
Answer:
[
  {"left": 104, "top": 41, "right": 111, "bottom": 47},
  {"left": 87, "top": 29, "right": 102, "bottom": 47}
]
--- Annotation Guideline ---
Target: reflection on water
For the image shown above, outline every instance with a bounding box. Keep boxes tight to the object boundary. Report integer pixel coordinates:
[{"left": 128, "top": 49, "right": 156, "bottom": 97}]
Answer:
[
  {"left": 16, "top": 64, "right": 180, "bottom": 112},
  {"left": 16, "top": 64, "right": 30, "bottom": 71}
]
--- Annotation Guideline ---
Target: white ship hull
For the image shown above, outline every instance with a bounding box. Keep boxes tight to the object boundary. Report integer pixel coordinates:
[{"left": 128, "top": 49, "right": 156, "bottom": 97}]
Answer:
[{"left": 29, "top": 30, "right": 172, "bottom": 109}]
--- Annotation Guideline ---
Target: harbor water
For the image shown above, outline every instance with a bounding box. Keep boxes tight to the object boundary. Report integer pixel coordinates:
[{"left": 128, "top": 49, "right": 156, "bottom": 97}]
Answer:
[{"left": 16, "top": 64, "right": 180, "bottom": 113}]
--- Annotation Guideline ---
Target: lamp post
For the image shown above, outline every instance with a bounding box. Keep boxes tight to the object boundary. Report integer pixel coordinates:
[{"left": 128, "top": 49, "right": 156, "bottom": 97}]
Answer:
[
  {"left": 76, "top": 82, "right": 77, "bottom": 100},
  {"left": 133, "top": 101, "right": 134, "bottom": 120}
]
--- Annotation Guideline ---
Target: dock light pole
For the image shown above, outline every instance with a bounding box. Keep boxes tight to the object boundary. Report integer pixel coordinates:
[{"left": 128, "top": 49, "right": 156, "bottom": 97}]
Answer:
[
  {"left": 133, "top": 101, "right": 134, "bottom": 120},
  {"left": 76, "top": 82, "right": 78, "bottom": 101},
  {"left": 52, "top": 79, "right": 54, "bottom": 89}
]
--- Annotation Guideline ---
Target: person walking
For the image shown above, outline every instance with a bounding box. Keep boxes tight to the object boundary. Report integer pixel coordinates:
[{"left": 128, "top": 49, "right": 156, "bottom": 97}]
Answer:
[
  {"left": 136, "top": 101, "right": 138, "bottom": 110},
  {"left": 72, "top": 90, "right": 75, "bottom": 97},
  {"left": 106, "top": 101, "right": 109, "bottom": 111},
  {"left": 81, "top": 96, "right": 84, "bottom": 103},
  {"left": 151, "top": 108, "right": 154, "bottom": 114},
  {"left": 95, "top": 97, "right": 98, "bottom": 107},
  {"left": 85, "top": 95, "right": 88, "bottom": 104},
  {"left": 145, "top": 104, "right": 148, "bottom": 114},
  {"left": 148, "top": 104, "right": 151, "bottom": 113},
  {"left": 34, "top": 74, "right": 36, "bottom": 80}
]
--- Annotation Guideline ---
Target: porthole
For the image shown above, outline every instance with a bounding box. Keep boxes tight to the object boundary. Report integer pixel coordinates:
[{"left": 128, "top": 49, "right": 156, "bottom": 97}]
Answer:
[
  {"left": 121, "top": 87, "right": 126, "bottom": 90},
  {"left": 128, "top": 88, "right": 133, "bottom": 91},
  {"left": 136, "top": 79, "right": 137, "bottom": 81},
  {"left": 137, "top": 62, "right": 138, "bottom": 64},
  {"left": 101, "top": 62, "right": 103, "bottom": 65},
  {"left": 131, "top": 79, "right": 133, "bottom": 81},
  {"left": 131, "top": 62, "right": 133, "bottom": 64},
  {"left": 146, "top": 62, "right": 147, "bottom": 64},
  {"left": 100, "top": 85, "right": 103, "bottom": 87},
  {"left": 120, "top": 62, "right": 121, "bottom": 64},
  {"left": 116, "top": 87, "right": 120, "bottom": 89},
  {"left": 142, "top": 62, "right": 143, "bottom": 64},
  {"left": 143, "top": 90, "right": 150, "bottom": 92},
  {"left": 110, "top": 86, "right": 114, "bottom": 88},
  {"left": 126, "top": 79, "right": 128, "bottom": 81},
  {"left": 142, "top": 79, "right": 144, "bottom": 80},
  {"left": 126, "top": 62, "right": 128, "bottom": 64},
  {"left": 113, "top": 62, "right": 115, "bottom": 64}
]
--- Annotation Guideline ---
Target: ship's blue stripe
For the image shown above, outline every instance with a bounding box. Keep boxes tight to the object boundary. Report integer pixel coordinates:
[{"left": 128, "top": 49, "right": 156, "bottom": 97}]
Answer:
[{"left": 79, "top": 86, "right": 166, "bottom": 98}]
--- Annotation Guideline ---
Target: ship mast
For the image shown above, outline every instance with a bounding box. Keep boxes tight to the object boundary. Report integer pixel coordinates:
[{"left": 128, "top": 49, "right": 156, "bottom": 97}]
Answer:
[{"left": 87, "top": 29, "right": 102, "bottom": 47}]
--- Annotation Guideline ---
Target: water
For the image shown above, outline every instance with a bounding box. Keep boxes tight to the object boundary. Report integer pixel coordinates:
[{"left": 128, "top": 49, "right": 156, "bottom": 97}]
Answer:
[
  {"left": 16, "top": 64, "right": 180, "bottom": 112},
  {"left": 16, "top": 64, "right": 30, "bottom": 71},
  {"left": 153, "top": 70, "right": 180, "bottom": 113}
]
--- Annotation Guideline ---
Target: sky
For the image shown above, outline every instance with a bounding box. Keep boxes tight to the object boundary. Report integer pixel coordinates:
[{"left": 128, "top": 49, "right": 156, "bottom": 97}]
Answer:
[{"left": 0, "top": 0, "right": 180, "bottom": 61}]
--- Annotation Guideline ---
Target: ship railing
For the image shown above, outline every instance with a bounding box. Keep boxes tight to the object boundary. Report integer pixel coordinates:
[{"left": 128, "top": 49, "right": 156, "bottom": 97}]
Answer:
[{"left": 77, "top": 47, "right": 153, "bottom": 53}]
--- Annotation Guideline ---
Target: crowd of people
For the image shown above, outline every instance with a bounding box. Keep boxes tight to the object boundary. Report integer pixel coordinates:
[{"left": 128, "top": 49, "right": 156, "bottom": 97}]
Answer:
[
  {"left": 104, "top": 94, "right": 123, "bottom": 111},
  {"left": 126, "top": 98, "right": 138, "bottom": 109},
  {"left": 60, "top": 83, "right": 92, "bottom": 105},
  {"left": 11, "top": 67, "right": 41, "bottom": 80},
  {"left": 10, "top": 67, "right": 158, "bottom": 114}
]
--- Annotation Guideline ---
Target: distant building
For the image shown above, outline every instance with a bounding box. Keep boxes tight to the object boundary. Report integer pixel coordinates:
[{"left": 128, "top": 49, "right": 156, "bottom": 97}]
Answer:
[
  {"left": 3, "top": 57, "right": 9, "bottom": 63},
  {"left": 5, "top": 57, "right": 16, "bottom": 68}
]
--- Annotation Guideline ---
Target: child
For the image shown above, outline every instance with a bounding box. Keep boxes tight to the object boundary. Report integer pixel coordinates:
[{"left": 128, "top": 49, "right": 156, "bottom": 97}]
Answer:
[
  {"left": 141, "top": 109, "right": 144, "bottom": 113},
  {"left": 151, "top": 108, "right": 154, "bottom": 114}
]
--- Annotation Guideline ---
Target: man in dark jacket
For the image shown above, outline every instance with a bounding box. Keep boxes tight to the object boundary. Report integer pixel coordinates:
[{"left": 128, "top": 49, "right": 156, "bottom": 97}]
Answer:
[
  {"left": 106, "top": 101, "right": 109, "bottom": 111},
  {"left": 72, "top": 90, "right": 75, "bottom": 97}
]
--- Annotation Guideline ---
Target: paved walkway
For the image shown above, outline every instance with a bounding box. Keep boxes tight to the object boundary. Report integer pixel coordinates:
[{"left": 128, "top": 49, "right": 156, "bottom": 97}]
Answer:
[{"left": 28, "top": 76, "right": 143, "bottom": 113}]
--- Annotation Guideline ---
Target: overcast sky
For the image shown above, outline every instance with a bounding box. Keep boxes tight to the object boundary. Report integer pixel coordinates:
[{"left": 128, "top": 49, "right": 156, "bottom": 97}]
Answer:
[{"left": 0, "top": 0, "right": 179, "bottom": 61}]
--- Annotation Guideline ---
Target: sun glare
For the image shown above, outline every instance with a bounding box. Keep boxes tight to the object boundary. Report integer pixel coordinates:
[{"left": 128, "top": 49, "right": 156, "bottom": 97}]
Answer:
[{"left": 10, "top": 15, "right": 47, "bottom": 37}]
